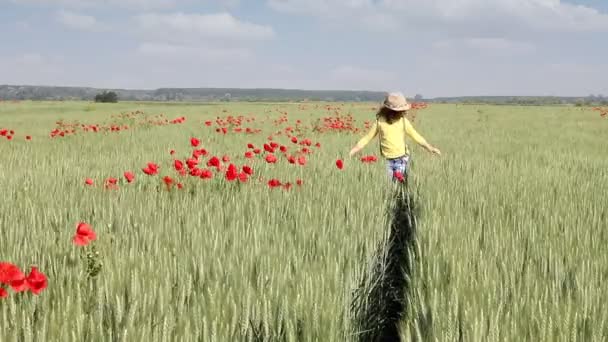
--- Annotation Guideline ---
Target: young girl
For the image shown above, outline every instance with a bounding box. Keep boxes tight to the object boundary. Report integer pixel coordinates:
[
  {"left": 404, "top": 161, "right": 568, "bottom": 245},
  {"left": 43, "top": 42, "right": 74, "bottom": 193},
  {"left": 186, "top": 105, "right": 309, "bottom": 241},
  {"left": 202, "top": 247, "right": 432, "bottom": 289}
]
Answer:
[{"left": 349, "top": 92, "right": 441, "bottom": 181}]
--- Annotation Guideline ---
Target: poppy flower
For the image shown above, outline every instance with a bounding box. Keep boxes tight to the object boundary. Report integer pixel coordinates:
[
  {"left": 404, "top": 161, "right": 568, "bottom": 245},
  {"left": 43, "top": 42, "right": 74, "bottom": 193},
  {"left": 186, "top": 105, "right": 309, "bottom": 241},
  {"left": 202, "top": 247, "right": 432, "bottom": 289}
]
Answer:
[
  {"left": 205, "top": 121, "right": 212, "bottom": 126},
  {"left": 6, "top": 136, "right": 12, "bottom": 141},
  {"left": 336, "top": 159, "right": 344, "bottom": 170},
  {"left": 244, "top": 151, "right": 254, "bottom": 159},
  {"left": 264, "top": 144, "right": 275, "bottom": 153},
  {"left": 105, "top": 178, "right": 118, "bottom": 190},
  {"left": 0, "top": 288, "right": 7, "bottom": 299},
  {"left": 200, "top": 169, "right": 213, "bottom": 179},
  {"left": 193, "top": 149, "right": 208, "bottom": 158},
  {"left": 242, "top": 165, "right": 253, "bottom": 175},
  {"left": 247, "top": 143, "right": 255, "bottom": 149},
  {"left": 163, "top": 176, "right": 174, "bottom": 187},
  {"left": 297, "top": 156, "right": 307, "bottom": 166},
  {"left": 177, "top": 183, "right": 183, "bottom": 189},
  {"left": 0, "top": 262, "right": 24, "bottom": 287},
  {"left": 265, "top": 154, "right": 278, "bottom": 163},
  {"left": 25, "top": 267, "right": 47, "bottom": 295},
  {"left": 287, "top": 156, "right": 296, "bottom": 164},
  {"left": 174, "top": 160, "right": 184, "bottom": 171},
  {"left": 207, "top": 156, "right": 221, "bottom": 168},
  {"left": 85, "top": 178, "right": 94, "bottom": 186},
  {"left": 25, "top": 136, "right": 31, "bottom": 140},
  {"left": 291, "top": 137, "right": 298, "bottom": 144},
  {"left": 186, "top": 158, "right": 199, "bottom": 170},
  {"left": 73, "top": 222, "right": 96, "bottom": 246},
  {"left": 170, "top": 149, "right": 176, "bottom": 155},
  {"left": 267, "top": 179, "right": 281, "bottom": 188},
  {"left": 142, "top": 162, "right": 159, "bottom": 176},
  {"left": 222, "top": 155, "right": 230, "bottom": 163},
  {"left": 190, "top": 168, "right": 203, "bottom": 177},
  {"left": 124, "top": 171, "right": 135, "bottom": 183},
  {"left": 190, "top": 137, "right": 200, "bottom": 147},
  {"left": 393, "top": 171, "right": 405, "bottom": 182},
  {"left": 225, "top": 164, "right": 238, "bottom": 181},
  {"left": 296, "top": 179, "right": 303, "bottom": 186},
  {"left": 253, "top": 148, "right": 261, "bottom": 154},
  {"left": 238, "top": 172, "right": 248, "bottom": 183}
]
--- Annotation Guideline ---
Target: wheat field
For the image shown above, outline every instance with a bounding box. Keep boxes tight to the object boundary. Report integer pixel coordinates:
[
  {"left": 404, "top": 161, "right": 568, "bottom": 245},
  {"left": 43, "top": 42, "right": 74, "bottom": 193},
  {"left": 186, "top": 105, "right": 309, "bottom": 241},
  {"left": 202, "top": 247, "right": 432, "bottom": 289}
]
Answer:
[{"left": 0, "top": 100, "right": 606, "bottom": 341}]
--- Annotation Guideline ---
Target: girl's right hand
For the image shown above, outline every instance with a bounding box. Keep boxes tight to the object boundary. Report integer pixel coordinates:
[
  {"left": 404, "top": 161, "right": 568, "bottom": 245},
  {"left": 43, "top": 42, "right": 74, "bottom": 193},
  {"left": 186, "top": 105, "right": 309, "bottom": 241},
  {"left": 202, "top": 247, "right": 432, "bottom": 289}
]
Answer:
[{"left": 430, "top": 146, "right": 442, "bottom": 156}]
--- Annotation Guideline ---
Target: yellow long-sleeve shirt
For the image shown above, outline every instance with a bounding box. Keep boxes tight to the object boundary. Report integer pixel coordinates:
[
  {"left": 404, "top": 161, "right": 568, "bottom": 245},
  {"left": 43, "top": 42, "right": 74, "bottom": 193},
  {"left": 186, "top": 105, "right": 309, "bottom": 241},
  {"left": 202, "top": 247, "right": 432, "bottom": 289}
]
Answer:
[{"left": 356, "top": 116, "right": 428, "bottom": 159}]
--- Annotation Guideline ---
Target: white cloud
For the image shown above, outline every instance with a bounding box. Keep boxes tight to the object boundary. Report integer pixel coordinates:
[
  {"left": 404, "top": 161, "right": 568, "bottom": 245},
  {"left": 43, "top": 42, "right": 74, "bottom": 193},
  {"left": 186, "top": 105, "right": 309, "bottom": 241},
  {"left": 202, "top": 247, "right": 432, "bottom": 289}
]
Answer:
[
  {"left": 55, "top": 10, "right": 105, "bottom": 31},
  {"left": 134, "top": 12, "right": 275, "bottom": 45},
  {"left": 8, "top": 0, "right": 177, "bottom": 10},
  {"left": 433, "top": 37, "right": 535, "bottom": 55},
  {"left": 136, "top": 42, "right": 252, "bottom": 62},
  {"left": 329, "top": 65, "right": 400, "bottom": 91},
  {"left": 267, "top": 0, "right": 608, "bottom": 33}
]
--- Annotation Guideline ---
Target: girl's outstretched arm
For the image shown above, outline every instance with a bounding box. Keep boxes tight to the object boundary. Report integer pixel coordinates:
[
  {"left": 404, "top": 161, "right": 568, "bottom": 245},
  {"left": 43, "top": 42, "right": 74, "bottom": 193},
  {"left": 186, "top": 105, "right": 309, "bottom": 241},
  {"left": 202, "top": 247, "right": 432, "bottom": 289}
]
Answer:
[
  {"left": 404, "top": 118, "right": 442, "bottom": 156},
  {"left": 349, "top": 122, "right": 378, "bottom": 156}
]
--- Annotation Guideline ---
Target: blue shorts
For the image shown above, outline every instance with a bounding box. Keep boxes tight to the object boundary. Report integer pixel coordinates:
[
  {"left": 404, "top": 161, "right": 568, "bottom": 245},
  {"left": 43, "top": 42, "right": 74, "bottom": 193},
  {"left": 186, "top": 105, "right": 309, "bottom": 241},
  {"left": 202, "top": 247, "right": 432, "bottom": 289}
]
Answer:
[{"left": 386, "top": 155, "right": 410, "bottom": 181}]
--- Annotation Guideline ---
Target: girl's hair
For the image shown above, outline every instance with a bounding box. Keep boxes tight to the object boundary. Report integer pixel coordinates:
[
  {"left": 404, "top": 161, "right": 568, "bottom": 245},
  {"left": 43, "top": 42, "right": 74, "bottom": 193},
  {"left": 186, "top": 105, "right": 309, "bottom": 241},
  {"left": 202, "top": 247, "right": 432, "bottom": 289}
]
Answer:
[{"left": 376, "top": 107, "right": 406, "bottom": 124}]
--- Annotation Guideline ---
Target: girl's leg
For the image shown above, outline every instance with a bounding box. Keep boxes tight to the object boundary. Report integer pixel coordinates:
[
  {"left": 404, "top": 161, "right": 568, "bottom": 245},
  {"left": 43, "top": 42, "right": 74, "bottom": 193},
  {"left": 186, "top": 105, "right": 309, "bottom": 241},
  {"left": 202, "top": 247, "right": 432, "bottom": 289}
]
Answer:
[{"left": 387, "top": 158, "right": 406, "bottom": 182}]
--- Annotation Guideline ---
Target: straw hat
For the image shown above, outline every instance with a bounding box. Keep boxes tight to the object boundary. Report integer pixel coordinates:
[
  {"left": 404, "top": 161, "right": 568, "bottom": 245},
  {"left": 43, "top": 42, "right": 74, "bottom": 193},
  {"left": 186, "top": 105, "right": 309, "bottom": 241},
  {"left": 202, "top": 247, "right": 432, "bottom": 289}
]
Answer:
[{"left": 382, "top": 92, "right": 411, "bottom": 111}]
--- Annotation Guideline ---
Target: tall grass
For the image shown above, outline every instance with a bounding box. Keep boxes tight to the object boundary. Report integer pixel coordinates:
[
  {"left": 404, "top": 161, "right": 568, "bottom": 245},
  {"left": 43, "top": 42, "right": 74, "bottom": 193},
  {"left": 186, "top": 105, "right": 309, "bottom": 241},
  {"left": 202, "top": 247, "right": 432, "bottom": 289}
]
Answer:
[{"left": 0, "top": 101, "right": 606, "bottom": 341}]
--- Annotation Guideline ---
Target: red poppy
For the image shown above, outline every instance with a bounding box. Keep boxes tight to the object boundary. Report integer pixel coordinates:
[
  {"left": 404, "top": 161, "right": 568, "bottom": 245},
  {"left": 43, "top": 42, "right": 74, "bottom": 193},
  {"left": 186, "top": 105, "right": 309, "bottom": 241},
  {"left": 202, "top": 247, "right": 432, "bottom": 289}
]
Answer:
[
  {"left": 25, "top": 267, "right": 47, "bottom": 295},
  {"left": 253, "top": 148, "right": 261, "bottom": 154},
  {"left": 174, "top": 159, "right": 185, "bottom": 171},
  {"left": 0, "top": 262, "right": 24, "bottom": 287},
  {"left": 268, "top": 179, "right": 281, "bottom": 188},
  {"left": 205, "top": 121, "right": 212, "bottom": 126},
  {"left": 0, "top": 288, "right": 7, "bottom": 299},
  {"left": 200, "top": 169, "right": 213, "bottom": 179},
  {"left": 336, "top": 159, "right": 344, "bottom": 170},
  {"left": 124, "top": 171, "right": 135, "bottom": 183},
  {"left": 361, "top": 155, "right": 378, "bottom": 163},
  {"left": 6, "top": 136, "right": 13, "bottom": 141},
  {"left": 264, "top": 144, "right": 275, "bottom": 153},
  {"left": 244, "top": 151, "right": 254, "bottom": 159},
  {"left": 193, "top": 148, "right": 208, "bottom": 158},
  {"left": 163, "top": 176, "right": 174, "bottom": 187},
  {"left": 247, "top": 143, "right": 255, "bottom": 149},
  {"left": 73, "top": 222, "right": 96, "bottom": 246},
  {"left": 296, "top": 179, "right": 303, "bottom": 186},
  {"left": 222, "top": 155, "right": 230, "bottom": 163},
  {"left": 394, "top": 171, "right": 405, "bottom": 182},
  {"left": 207, "top": 156, "right": 221, "bottom": 168},
  {"left": 85, "top": 178, "right": 94, "bottom": 186},
  {"left": 225, "top": 164, "right": 238, "bottom": 181},
  {"left": 265, "top": 154, "right": 278, "bottom": 163},
  {"left": 242, "top": 165, "right": 253, "bottom": 175},
  {"left": 170, "top": 149, "right": 176, "bottom": 155},
  {"left": 186, "top": 158, "right": 199, "bottom": 170},
  {"left": 142, "top": 162, "right": 159, "bottom": 176},
  {"left": 315, "top": 142, "right": 321, "bottom": 148},
  {"left": 297, "top": 156, "right": 307, "bottom": 166},
  {"left": 190, "top": 168, "right": 203, "bottom": 177},
  {"left": 177, "top": 183, "right": 183, "bottom": 189},
  {"left": 291, "top": 137, "right": 298, "bottom": 144},
  {"left": 25, "top": 135, "right": 32, "bottom": 140},
  {"left": 287, "top": 155, "right": 296, "bottom": 164},
  {"left": 238, "top": 172, "right": 248, "bottom": 183},
  {"left": 190, "top": 137, "right": 200, "bottom": 147}
]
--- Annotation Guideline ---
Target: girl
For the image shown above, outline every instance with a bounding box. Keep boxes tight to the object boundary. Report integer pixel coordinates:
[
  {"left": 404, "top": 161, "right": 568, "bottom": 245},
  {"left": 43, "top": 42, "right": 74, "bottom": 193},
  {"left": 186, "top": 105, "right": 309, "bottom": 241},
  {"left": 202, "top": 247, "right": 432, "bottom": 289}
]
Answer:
[{"left": 349, "top": 92, "right": 441, "bottom": 181}]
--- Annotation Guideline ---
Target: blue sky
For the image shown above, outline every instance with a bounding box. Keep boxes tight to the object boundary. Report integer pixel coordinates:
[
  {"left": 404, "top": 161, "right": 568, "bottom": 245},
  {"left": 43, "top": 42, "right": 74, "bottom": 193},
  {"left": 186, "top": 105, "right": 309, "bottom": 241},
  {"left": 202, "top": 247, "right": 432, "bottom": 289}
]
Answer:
[{"left": 1, "top": 0, "right": 607, "bottom": 97}]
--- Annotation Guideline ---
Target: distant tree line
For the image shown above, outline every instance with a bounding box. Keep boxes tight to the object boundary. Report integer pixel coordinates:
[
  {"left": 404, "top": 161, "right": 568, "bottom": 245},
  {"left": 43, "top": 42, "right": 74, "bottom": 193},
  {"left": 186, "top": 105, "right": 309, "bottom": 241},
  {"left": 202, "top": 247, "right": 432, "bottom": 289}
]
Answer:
[{"left": 94, "top": 91, "right": 118, "bottom": 103}]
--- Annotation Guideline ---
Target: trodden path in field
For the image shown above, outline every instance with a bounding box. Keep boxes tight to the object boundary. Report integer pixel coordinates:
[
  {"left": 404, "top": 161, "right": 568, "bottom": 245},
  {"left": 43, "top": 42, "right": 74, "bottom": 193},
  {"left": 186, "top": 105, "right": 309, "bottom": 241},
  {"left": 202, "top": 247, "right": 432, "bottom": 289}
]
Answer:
[{"left": 351, "top": 185, "right": 419, "bottom": 342}]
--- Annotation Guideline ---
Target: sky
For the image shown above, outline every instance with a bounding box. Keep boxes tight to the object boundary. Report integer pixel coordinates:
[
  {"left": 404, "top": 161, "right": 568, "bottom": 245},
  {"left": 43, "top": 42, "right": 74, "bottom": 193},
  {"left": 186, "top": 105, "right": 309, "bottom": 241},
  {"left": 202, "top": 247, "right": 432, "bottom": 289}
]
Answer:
[{"left": 1, "top": 0, "right": 607, "bottom": 97}]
